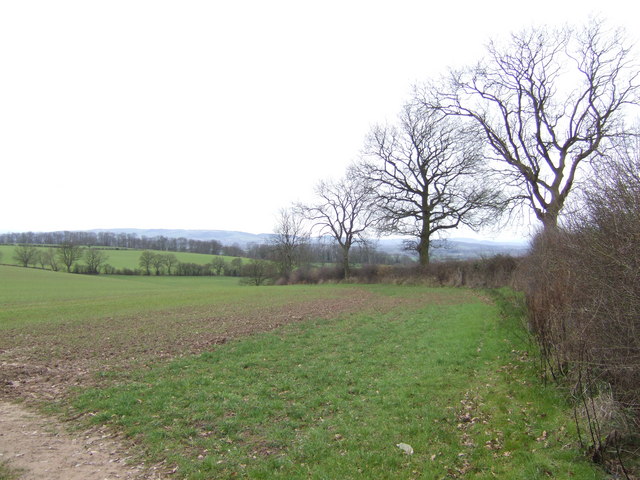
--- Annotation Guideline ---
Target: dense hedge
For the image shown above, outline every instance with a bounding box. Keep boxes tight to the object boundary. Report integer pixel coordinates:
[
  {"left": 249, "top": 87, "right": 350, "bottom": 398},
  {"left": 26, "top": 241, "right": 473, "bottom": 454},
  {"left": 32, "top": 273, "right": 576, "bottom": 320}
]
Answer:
[{"left": 520, "top": 163, "right": 640, "bottom": 473}]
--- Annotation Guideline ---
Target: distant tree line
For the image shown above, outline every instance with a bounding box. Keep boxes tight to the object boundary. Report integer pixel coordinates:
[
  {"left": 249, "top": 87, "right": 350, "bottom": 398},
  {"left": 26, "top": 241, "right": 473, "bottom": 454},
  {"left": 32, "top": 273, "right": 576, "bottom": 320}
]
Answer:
[
  {"left": 2, "top": 233, "right": 412, "bottom": 279},
  {"left": 11, "top": 243, "right": 104, "bottom": 273},
  {"left": 0, "top": 230, "right": 409, "bottom": 265},
  {"left": 0, "top": 231, "right": 233, "bottom": 256}
]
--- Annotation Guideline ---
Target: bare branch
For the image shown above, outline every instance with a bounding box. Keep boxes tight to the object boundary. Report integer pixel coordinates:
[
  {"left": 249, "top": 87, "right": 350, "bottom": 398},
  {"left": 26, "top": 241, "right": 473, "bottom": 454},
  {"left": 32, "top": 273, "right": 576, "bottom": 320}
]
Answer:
[
  {"left": 298, "top": 167, "right": 378, "bottom": 278},
  {"left": 361, "top": 99, "right": 505, "bottom": 265},
  {"left": 429, "top": 20, "right": 639, "bottom": 230}
]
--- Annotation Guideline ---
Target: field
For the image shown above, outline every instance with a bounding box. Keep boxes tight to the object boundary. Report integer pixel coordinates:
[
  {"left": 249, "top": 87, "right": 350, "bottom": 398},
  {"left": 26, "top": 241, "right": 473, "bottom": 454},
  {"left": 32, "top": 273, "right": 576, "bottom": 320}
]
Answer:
[
  {"left": 0, "top": 265, "right": 605, "bottom": 479},
  {"left": 0, "top": 244, "right": 230, "bottom": 271}
]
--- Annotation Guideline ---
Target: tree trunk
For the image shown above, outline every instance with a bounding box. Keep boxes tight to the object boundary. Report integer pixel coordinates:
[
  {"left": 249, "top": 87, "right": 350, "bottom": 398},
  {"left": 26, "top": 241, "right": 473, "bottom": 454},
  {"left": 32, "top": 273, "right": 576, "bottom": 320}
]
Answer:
[
  {"left": 539, "top": 202, "right": 560, "bottom": 232},
  {"left": 418, "top": 213, "right": 431, "bottom": 265},
  {"left": 417, "top": 236, "right": 430, "bottom": 266},
  {"left": 342, "top": 245, "right": 350, "bottom": 279}
]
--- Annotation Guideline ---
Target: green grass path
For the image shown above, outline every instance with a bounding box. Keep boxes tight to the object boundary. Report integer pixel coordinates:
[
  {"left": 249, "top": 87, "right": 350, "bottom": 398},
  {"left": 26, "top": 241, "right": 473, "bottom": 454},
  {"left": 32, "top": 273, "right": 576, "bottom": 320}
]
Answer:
[{"left": 71, "top": 288, "right": 604, "bottom": 479}]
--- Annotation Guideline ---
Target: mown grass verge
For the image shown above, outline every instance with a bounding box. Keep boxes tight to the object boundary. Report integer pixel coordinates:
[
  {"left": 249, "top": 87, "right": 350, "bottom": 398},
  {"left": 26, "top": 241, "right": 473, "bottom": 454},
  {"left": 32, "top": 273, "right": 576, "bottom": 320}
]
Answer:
[{"left": 69, "top": 287, "right": 605, "bottom": 479}]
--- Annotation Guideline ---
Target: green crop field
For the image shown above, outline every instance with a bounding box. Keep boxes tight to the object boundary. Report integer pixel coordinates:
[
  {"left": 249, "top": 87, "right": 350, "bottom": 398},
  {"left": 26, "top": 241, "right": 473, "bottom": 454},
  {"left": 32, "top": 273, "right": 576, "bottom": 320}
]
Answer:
[
  {"left": 0, "top": 244, "right": 233, "bottom": 271},
  {"left": 0, "top": 266, "right": 605, "bottom": 479}
]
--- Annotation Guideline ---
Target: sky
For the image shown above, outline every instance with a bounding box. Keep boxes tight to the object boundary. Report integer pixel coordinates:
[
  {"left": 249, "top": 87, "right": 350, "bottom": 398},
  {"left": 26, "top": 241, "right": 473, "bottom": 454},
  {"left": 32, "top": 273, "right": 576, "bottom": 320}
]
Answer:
[{"left": 1, "top": 0, "right": 638, "bottom": 242}]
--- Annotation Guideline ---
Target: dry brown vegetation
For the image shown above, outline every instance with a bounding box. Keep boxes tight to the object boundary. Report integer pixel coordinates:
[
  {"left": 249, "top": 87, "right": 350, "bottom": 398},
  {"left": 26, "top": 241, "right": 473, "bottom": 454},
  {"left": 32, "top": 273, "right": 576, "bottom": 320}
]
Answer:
[
  {"left": 279, "top": 254, "right": 520, "bottom": 288},
  {"left": 519, "top": 153, "right": 640, "bottom": 477}
]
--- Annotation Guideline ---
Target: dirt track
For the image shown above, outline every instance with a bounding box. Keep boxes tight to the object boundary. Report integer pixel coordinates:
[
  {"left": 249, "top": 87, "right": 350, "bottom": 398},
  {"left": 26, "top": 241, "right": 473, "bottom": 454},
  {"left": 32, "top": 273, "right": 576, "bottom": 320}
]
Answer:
[{"left": 0, "top": 401, "right": 164, "bottom": 480}]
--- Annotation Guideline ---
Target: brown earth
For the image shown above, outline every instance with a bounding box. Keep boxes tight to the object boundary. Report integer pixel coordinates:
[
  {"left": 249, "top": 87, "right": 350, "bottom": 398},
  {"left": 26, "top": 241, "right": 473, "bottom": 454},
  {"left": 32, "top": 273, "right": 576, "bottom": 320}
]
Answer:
[{"left": 0, "top": 401, "right": 164, "bottom": 479}]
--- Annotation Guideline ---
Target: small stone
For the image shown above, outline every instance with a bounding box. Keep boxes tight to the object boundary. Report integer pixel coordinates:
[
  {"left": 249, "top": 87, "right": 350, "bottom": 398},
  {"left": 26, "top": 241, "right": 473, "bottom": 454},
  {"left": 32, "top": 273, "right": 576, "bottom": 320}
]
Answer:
[{"left": 396, "top": 443, "right": 414, "bottom": 455}]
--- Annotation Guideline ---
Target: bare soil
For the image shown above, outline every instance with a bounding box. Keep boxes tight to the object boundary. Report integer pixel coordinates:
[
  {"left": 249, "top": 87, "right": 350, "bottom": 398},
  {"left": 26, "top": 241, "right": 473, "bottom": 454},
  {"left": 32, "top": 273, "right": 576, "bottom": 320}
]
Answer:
[{"left": 0, "top": 401, "right": 163, "bottom": 479}]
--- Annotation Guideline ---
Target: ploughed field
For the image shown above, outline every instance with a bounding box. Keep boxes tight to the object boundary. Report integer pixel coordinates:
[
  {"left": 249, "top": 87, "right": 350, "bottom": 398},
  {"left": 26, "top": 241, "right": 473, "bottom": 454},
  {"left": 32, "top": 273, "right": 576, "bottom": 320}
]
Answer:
[{"left": 0, "top": 266, "right": 605, "bottom": 479}]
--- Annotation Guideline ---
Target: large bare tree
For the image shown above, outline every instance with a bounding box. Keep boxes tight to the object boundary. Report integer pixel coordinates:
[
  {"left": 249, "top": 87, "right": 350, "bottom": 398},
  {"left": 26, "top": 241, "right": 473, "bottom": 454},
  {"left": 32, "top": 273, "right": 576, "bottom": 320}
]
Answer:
[
  {"left": 298, "top": 167, "right": 377, "bottom": 278},
  {"left": 362, "top": 100, "right": 503, "bottom": 265},
  {"left": 430, "top": 20, "right": 639, "bottom": 230}
]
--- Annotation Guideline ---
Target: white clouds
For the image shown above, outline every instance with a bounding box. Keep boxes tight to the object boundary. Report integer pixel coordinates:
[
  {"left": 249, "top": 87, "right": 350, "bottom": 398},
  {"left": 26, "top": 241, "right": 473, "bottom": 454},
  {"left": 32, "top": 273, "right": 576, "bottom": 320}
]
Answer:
[{"left": 1, "top": 1, "right": 638, "bottom": 237}]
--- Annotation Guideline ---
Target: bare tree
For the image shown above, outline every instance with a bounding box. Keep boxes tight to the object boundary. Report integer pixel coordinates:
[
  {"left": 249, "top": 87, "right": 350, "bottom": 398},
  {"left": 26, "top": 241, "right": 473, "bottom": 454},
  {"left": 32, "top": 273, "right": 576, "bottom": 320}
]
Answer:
[
  {"left": 298, "top": 167, "right": 377, "bottom": 278},
  {"left": 58, "top": 243, "right": 84, "bottom": 272},
  {"left": 211, "top": 256, "right": 226, "bottom": 276},
  {"left": 271, "top": 207, "right": 309, "bottom": 279},
  {"left": 162, "top": 253, "right": 178, "bottom": 275},
  {"left": 430, "top": 20, "right": 639, "bottom": 230},
  {"left": 362, "top": 100, "right": 503, "bottom": 265},
  {"left": 13, "top": 245, "right": 38, "bottom": 267},
  {"left": 37, "top": 250, "right": 48, "bottom": 269},
  {"left": 139, "top": 250, "right": 155, "bottom": 275},
  {"left": 151, "top": 253, "right": 166, "bottom": 275},
  {"left": 227, "top": 257, "right": 243, "bottom": 276},
  {"left": 241, "top": 259, "right": 273, "bottom": 286},
  {"left": 43, "top": 247, "right": 59, "bottom": 271},
  {"left": 85, "top": 248, "right": 109, "bottom": 274},
  {"left": 599, "top": 123, "right": 640, "bottom": 182}
]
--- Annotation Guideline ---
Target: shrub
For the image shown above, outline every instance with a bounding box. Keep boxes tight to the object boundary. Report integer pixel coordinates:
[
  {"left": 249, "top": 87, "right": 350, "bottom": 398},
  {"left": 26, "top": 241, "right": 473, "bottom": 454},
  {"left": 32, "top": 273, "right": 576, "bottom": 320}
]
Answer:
[
  {"left": 102, "top": 264, "right": 116, "bottom": 275},
  {"left": 175, "top": 262, "right": 214, "bottom": 276},
  {"left": 520, "top": 155, "right": 640, "bottom": 471},
  {"left": 375, "top": 256, "right": 520, "bottom": 287},
  {"left": 278, "top": 256, "right": 520, "bottom": 287},
  {"left": 118, "top": 267, "right": 141, "bottom": 275},
  {"left": 240, "top": 260, "right": 275, "bottom": 286}
]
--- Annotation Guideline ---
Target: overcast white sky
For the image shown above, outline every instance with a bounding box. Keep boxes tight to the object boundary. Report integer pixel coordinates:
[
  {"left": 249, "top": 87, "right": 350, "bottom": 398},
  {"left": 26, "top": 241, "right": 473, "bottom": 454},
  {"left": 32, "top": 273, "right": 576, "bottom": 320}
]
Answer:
[{"left": 1, "top": 1, "right": 638, "bottom": 241}]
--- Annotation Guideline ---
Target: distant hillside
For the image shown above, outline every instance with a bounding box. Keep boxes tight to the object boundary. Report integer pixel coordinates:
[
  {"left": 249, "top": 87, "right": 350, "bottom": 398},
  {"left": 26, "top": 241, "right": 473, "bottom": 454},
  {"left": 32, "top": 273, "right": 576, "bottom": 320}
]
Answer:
[
  {"left": 89, "top": 229, "right": 528, "bottom": 259},
  {"left": 89, "top": 228, "right": 274, "bottom": 245},
  {"left": 432, "top": 238, "right": 528, "bottom": 259},
  {"left": 376, "top": 237, "right": 528, "bottom": 259}
]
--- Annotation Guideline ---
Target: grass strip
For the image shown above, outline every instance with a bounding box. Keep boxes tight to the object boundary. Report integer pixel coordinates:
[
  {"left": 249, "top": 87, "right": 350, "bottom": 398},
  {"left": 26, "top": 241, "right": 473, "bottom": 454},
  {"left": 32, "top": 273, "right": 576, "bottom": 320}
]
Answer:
[{"left": 71, "top": 287, "right": 605, "bottom": 479}]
